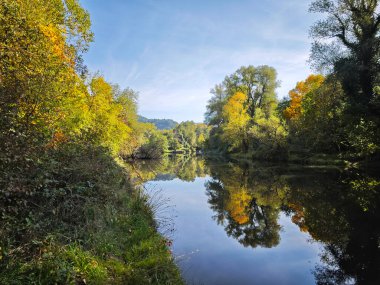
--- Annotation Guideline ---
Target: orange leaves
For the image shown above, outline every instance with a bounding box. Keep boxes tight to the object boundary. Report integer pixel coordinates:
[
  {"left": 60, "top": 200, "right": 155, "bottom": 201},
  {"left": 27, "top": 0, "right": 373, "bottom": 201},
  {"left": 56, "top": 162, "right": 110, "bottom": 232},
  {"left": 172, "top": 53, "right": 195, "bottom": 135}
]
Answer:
[
  {"left": 39, "top": 24, "right": 74, "bottom": 66},
  {"left": 46, "top": 131, "right": 68, "bottom": 149},
  {"left": 284, "top": 74, "right": 324, "bottom": 120},
  {"left": 288, "top": 203, "right": 309, "bottom": 233},
  {"left": 226, "top": 188, "right": 252, "bottom": 225}
]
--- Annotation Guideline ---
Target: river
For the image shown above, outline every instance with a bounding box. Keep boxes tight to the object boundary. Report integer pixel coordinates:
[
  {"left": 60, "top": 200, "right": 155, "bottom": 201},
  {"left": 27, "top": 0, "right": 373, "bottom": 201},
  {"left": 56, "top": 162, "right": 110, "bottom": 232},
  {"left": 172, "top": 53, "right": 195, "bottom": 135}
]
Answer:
[{"left": 130, "top": 156, "right": 380, "bottom": 285}]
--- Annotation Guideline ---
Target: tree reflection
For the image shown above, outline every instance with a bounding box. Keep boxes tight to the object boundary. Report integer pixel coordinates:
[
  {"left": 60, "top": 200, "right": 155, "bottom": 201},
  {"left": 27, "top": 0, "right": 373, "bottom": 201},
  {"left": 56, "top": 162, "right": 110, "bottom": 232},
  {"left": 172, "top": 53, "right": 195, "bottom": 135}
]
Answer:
[
  {"left": 205, "top": 162, "right": 288, "bottom": 248},
  {"left": 286, "top": 170, "right": 380, "bottom": 285},
  {"left": 135, "top": 156, "right": 380, "bottom": 284},
  {"left": 204, "top": 160, "right": 380, "bottom": 283},
  {"left": 124, "top": 155, "right": 208, "bottom": 184}
]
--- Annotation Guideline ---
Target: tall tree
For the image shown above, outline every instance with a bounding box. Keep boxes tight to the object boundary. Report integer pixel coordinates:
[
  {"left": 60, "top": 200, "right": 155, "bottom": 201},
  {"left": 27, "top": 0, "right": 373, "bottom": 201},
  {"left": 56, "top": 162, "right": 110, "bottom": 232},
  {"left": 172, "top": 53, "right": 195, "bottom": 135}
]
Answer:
[
  {"left": 205, "top": 65, "right": 281, "bottom": 156},
  {"left": 310, "top": 0, "right": 380, "bottom": 109},
  {"left": 205, "top": 84, "right": 227, "bottom": 126},
  {"left": 223, "top": 65, "right": 279, "bottom": 118},
  {"left": 0, "top": 0, "right": 93, "bottom": 153}
]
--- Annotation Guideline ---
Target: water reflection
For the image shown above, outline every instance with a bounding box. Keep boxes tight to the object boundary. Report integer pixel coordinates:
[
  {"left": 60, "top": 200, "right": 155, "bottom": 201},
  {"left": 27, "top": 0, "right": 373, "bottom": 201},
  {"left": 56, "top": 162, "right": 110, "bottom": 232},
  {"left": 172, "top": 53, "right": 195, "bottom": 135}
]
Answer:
[
  {"left": 291, "top": 172, "right": 380, "bottom": 285},
  {"left": 138, "top": 156, "right": 380, "bottom": 285},
  {"left": 125, "top": 155, "right": 208, "bottom": 183},
  {"left": 205, "top": 163, "right": 286, "bottom": 249}
]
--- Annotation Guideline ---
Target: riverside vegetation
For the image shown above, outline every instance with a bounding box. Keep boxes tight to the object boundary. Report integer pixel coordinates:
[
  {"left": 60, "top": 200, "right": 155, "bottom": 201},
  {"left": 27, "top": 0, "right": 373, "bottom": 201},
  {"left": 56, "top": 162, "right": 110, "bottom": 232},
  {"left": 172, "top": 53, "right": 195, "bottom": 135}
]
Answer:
[
  {"left": 1, "top": 0, "right": 380, "bottom": 284},
  {"left": 205, "top": 0, "right": 380, "bottom": 164},
  {"left": 0, "top": 0, "right": 183, "bottom": 284}
]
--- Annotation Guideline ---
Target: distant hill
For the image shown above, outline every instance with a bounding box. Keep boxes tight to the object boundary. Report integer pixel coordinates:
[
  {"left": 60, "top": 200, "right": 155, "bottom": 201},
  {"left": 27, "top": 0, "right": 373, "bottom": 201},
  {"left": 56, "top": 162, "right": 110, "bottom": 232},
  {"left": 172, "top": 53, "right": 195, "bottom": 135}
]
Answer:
[{"left": 138, "top": 115, "right": 178, "bottom": 130}]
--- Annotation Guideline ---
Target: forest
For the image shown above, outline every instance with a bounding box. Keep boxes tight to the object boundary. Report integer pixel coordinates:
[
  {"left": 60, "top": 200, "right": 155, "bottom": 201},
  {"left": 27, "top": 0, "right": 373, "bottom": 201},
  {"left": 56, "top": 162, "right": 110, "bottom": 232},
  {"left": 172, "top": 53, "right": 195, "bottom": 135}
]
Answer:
[{"left": 0, "top": 0, "right": 379, "bottom": 284}]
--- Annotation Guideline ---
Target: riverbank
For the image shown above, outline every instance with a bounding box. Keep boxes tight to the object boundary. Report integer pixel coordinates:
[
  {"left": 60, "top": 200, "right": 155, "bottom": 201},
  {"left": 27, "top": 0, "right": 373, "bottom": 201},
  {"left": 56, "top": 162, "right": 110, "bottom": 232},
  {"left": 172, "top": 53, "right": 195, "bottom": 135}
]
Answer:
[
  {"left": 0, "top": 144, "right": 183, "bottom": 285},
  {"left": 204, "top": 149, "right": 376, "bottom": 169}
]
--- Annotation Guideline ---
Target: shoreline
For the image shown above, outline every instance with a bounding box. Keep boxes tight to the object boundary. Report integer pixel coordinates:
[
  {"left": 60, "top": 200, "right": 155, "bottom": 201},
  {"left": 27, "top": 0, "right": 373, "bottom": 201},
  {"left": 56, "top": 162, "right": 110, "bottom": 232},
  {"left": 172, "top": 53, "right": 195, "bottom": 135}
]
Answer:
[{"left": 0, "top": 145, "right": 184, "bottom": 285}]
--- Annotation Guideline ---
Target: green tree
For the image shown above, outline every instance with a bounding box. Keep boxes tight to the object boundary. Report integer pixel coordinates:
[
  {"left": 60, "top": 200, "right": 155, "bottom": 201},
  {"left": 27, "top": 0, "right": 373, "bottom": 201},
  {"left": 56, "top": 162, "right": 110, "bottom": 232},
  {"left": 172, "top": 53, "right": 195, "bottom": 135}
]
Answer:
[
  {"left": 309, "top": 0, "right": 380, "bottom": 157},
  {"left": 205, "top": 84, "right": 227, "bottom": 126},
  {"left": 249, "top": 108, "right": 288, "bottom": 160},
  {"left": 223, "top": 65, "right": 279, "bottom": 117},
  {"left": 286, "top": 77, "right": 346, "bottom": 153},
  {"left": 138, "top": 133, "right": 168, "bottom": 159},
  {"left": 310, "top": 0, "right": 380, "bottom": 109},
  {"left": 205, "top": 65, "right": 283, "bottom": 157}
]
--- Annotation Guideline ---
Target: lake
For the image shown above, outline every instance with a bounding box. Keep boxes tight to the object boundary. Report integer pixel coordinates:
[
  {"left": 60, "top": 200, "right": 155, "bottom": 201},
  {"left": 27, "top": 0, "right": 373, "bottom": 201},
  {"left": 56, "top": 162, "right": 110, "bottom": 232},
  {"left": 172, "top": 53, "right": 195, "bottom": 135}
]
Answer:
[{"left": 130, "top": 156, "right": 380, "bottom": 285}]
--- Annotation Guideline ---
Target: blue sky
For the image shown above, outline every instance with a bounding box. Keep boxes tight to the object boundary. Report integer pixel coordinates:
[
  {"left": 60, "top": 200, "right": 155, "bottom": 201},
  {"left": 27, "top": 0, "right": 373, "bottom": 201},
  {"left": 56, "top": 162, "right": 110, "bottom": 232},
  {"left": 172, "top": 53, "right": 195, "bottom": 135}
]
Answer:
[{"left": 80, "top": 0, "right": 320, "bottom": 122}]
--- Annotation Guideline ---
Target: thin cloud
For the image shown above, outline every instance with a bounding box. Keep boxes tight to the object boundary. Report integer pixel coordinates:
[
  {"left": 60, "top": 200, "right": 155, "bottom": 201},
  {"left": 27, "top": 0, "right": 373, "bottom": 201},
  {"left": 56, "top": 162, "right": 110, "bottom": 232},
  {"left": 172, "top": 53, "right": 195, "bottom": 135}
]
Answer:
[{"left": 81, "top": 0, "right": 319, "bottom": 122}]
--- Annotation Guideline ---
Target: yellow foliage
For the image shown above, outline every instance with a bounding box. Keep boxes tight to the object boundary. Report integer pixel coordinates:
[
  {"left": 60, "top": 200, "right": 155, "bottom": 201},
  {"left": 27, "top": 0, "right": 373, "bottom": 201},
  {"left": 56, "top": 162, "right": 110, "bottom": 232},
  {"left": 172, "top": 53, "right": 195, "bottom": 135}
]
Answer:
[
  {"left": 0, "top": 0, "right": 145, "bottom": 159},
  {"left": 39, "top": 24, "right": 72, "bottom": 64},
  {"left": 226, "top": 187, "right": 252, "bottom": 224},
  {"left": 197, "top": 133, "right": 205, "bottom": 145},
  {"left": 87, "top": 77, "right": 132, "bottom": 154},
  {"left": 222, "top": 92, "right": 250, "bottom": 151},
  {"left": 223, "top": 92, "right": 248, "bottom": 120},
  {"left": 47, "top": 131, "right": 68, "bottom": 149}
]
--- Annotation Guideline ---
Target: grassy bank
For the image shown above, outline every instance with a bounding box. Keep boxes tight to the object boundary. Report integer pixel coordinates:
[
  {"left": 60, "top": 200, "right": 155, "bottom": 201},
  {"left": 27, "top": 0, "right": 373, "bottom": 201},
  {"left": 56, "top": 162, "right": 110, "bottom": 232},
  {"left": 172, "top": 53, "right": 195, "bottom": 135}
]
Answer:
[{"left": 0, "top": 144, "right": 183, "bottom": 285}]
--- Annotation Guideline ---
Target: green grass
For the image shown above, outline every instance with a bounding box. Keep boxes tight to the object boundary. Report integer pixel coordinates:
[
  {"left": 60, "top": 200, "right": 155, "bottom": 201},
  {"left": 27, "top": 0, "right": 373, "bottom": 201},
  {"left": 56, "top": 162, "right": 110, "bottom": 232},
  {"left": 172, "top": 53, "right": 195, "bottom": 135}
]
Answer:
[{"left": 0, "top": 144, "right": 183, "bottom": 285}]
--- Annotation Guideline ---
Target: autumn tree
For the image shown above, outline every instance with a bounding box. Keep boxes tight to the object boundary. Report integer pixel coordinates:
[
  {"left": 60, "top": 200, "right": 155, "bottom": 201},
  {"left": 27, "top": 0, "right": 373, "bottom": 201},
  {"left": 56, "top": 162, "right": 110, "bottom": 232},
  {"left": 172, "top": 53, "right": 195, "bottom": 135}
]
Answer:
[
  {"left": 205, "top": 65, "right": 283, "bottom": 157},
  {"left": 284, "top": 74, "right": 325, "bottom": 120},
  {"left": 86, "top": 76, "right": 133, "bottom": 154},
  {"left": 223, "top": 65, "right": 279, "bottom": 118},
  {"left": 289, "top": 77, "right": 347, "bottom": 152},
  {"left": 221, "top": 92, "right": 250, "bottom": 152},
  {"left": 0, "top": 0, "right": 93, "bottom": 155}
]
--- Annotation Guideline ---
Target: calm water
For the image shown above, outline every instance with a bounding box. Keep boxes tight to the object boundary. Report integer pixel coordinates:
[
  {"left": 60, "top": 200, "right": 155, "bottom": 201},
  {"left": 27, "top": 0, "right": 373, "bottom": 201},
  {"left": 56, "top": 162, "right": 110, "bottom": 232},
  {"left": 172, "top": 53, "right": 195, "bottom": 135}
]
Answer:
[{"left": 131, "top": 156, "right": 380, "bottom": 285}]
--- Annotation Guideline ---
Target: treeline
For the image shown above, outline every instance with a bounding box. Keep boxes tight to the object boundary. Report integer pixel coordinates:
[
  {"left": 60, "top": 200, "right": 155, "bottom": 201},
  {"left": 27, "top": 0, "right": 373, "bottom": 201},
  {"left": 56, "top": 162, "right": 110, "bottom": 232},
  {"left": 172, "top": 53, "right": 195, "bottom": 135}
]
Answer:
[
  {"left": 162, "top": 121, "right": 210, "bottom": 154},
  {"left": 205, "top": 0, "right": 380, "bottom": 162},
  {"left": 0, "top": 0, "right": 208, "bottom": 163},
  {"left": 138, "top": 115, "right": 178, "bottom": 130},
  {"left": 127, "top": 121, "right": 209, "bottom": 159},
  {"left": 0, "top": 0, "right": 167, "bottom": 161},
  {"left": 0, "top": 0, "right": 183, "bottom": 284}
]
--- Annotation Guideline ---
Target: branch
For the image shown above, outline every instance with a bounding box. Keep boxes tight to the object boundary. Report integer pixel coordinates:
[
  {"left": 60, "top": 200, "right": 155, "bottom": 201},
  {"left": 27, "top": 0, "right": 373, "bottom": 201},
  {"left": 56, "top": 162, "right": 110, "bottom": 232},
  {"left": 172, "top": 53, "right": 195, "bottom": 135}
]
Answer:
[
  {"left": 333, "top": 13, "right": 355, "bottom": 48},
  {"left": 374, "top": 14, "right": 380, "bottom": 31}
]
